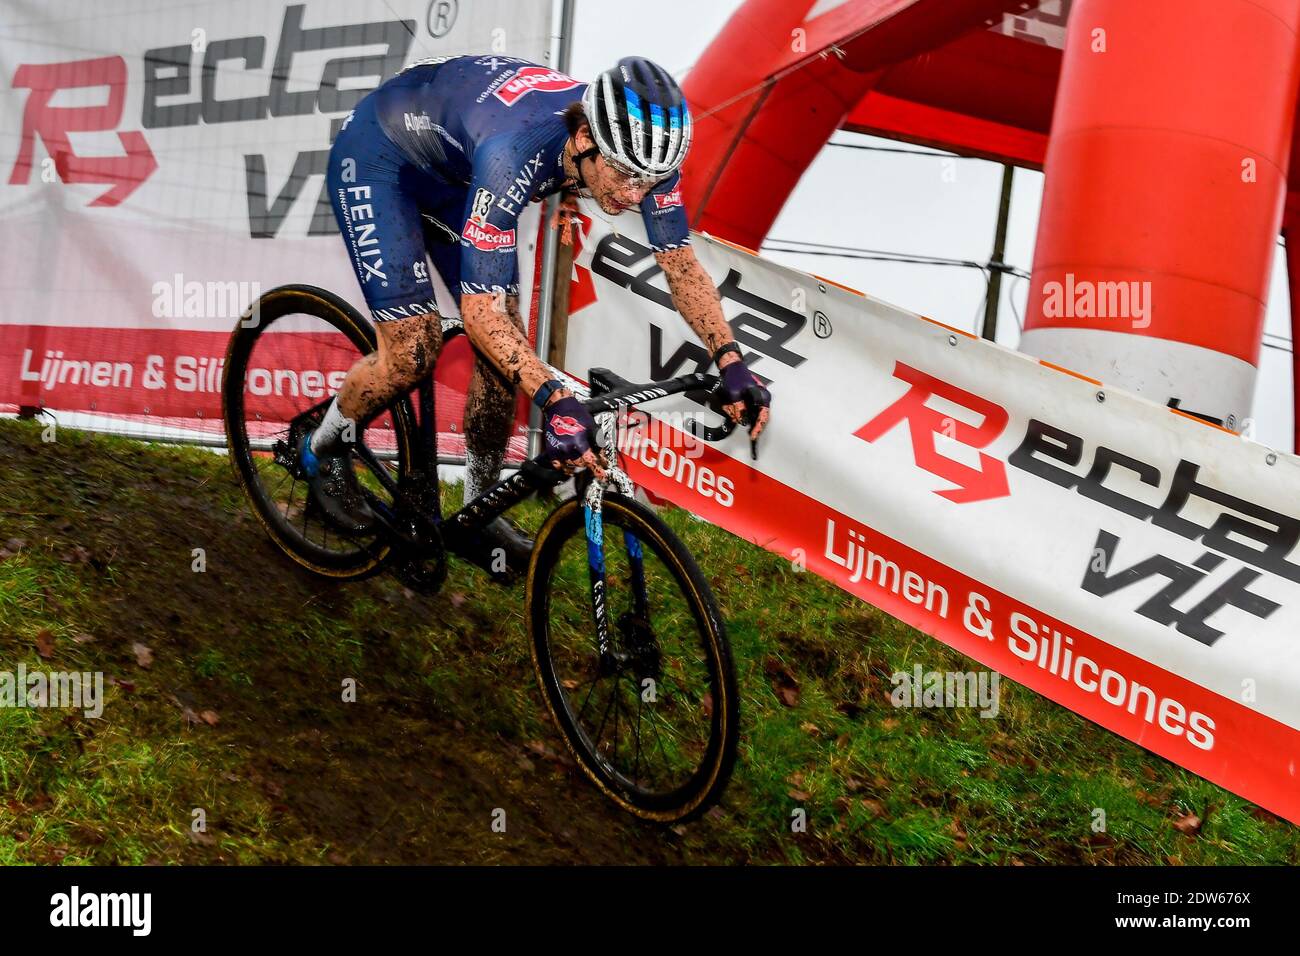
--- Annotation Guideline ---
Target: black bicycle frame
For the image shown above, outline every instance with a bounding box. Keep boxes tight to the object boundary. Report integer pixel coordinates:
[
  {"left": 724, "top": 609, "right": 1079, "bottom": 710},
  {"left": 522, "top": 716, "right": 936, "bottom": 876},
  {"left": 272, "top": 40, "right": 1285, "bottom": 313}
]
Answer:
[{"left": 301, "top": 366, "right": 722, "bottom": 548}]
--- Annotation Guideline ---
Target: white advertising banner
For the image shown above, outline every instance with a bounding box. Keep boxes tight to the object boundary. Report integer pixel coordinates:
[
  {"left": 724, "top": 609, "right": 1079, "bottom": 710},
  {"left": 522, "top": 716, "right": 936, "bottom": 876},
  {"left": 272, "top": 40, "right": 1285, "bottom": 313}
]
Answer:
[
  {"left": 0, "top": 0, "right": 554, "bottom": 437},
  {"left": 561, "top": 206, "right": 1300, "bottom": 825}
]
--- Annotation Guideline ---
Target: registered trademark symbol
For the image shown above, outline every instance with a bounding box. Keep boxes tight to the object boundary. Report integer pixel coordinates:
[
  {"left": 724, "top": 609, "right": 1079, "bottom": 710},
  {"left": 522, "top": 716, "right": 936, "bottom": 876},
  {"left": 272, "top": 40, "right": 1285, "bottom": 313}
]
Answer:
[
  {"left": 813, "top": 311, "right": 832, "bottom": 338},
  {"left": 426, "top": 0, "right": 458, "bottom": 38}
]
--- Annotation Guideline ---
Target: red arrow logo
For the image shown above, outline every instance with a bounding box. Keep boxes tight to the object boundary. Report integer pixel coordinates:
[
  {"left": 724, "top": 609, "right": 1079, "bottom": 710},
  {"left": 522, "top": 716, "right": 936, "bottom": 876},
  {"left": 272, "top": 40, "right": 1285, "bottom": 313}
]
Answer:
[{"left": 10, "top": 56, "right": 157, "bottom": 207}]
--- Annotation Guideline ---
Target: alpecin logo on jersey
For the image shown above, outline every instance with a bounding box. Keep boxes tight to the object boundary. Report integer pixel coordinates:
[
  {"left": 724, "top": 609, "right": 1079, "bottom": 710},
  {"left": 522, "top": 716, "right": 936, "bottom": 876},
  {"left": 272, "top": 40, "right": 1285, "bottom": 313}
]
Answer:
[
  {"left": 462, "top": 187, "right": 516, "bottom": 251},
  {"left": 493, "top": 67, "right": 579, "bottom": 106},
  {"left": 653, "top": 187, "right": 683, "bottom": 211}
]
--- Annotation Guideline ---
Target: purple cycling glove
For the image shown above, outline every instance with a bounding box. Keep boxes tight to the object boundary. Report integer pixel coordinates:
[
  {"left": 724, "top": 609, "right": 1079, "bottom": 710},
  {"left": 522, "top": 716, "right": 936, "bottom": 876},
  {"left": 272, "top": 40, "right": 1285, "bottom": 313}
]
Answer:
[
  {"left": 543, "top": 396, "right": 598, "bottom": 464},
  {"left": 720, "top": 360, "right": 771, "bottom": 414}
]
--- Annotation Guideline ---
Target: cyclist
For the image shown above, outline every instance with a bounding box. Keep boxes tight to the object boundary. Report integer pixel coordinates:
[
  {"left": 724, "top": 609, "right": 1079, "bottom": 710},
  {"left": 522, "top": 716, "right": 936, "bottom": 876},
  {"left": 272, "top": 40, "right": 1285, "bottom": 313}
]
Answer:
[{"left": 302, "top": 54, "right": 771, "bottom": 578}]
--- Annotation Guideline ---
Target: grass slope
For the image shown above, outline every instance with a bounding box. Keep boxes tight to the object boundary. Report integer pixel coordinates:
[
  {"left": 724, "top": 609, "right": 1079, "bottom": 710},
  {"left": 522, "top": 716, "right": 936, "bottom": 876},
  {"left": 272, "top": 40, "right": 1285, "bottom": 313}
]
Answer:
[{"left": 0, "top": 418, "right": 1295, "bottom": 864}]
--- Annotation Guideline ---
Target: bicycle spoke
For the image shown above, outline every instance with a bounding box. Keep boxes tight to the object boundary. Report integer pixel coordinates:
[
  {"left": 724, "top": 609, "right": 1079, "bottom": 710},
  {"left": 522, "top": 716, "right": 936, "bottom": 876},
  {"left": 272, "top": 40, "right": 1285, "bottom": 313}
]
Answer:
[
  {"left": 591, "top": 679, "right": 620, "bottom": 759},
  {"left": 575, "top": 667, "right": 603, "bottom": 724},
  {"left": 630, "top": 671, "right": 646, "bottom": 787}
]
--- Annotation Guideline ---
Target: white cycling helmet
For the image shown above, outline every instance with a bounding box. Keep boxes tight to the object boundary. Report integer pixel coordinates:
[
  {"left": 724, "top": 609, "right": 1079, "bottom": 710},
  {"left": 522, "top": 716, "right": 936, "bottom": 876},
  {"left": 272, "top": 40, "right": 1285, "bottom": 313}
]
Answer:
[{"left": 581, "top": 56, "right": 692, "bottom": 180}]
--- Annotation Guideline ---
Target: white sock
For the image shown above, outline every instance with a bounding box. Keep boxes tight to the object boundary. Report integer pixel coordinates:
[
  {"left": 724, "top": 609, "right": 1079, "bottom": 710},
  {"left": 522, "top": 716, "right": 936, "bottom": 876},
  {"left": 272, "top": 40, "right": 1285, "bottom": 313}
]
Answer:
[{"left": 311, "top": 398, "right": 353, "bottom": 455}]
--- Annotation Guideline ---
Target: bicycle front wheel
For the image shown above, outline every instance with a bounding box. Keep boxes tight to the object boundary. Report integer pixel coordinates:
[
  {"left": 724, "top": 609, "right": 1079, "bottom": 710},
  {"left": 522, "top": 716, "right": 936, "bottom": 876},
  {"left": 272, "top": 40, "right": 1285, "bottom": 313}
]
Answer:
[{"left": 527, "top": 493, "right": 739, "bottom": 823}]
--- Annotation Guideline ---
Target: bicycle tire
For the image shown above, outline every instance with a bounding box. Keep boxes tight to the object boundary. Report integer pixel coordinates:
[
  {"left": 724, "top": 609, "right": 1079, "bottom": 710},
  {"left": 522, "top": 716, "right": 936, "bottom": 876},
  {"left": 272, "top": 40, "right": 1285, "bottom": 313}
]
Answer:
[{"left": 527, "top": 492, "right": 739, "bottom": 823}]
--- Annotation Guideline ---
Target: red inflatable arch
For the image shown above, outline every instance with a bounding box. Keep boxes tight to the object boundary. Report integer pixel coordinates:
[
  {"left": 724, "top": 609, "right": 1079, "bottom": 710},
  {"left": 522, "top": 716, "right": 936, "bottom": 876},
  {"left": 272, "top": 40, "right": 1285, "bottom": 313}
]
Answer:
[{"left": 683, "top": 0, "right": 1300, "bottom": 445}]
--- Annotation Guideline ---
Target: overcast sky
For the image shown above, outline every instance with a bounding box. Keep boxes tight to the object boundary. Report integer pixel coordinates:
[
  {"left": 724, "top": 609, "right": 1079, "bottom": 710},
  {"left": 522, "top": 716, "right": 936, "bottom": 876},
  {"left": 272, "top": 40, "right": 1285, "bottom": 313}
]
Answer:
[{"left": 572, "top": 0, "right": 1297, "bottom": 453}]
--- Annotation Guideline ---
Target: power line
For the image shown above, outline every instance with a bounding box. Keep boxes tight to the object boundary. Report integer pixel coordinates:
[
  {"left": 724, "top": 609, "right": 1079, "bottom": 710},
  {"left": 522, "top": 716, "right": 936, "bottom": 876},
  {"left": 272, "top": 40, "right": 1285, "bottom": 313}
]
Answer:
[
  {"left": 763, "top": 244, "right": 985, "bottom": 270},
  {"left": 763, "top": 239, "right": 1031, "bottom": 278},
  {"left": 825, "top": 140, "right": 966, "bottom": 159},
  {"left": 765, "top": 239, "right": 1296, "bottom": 351}
]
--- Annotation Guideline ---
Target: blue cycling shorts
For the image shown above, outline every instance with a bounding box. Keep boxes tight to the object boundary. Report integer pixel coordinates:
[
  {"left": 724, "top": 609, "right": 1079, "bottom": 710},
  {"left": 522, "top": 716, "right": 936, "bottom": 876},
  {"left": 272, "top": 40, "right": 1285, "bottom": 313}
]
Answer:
[{"left": 325, "top": 93, "right": 517, "bottom": 323}]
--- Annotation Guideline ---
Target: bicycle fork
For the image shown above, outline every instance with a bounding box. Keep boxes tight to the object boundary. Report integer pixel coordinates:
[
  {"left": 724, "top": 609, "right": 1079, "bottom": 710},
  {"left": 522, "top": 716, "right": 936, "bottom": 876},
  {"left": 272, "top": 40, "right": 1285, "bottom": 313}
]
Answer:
[{"left": 583, "top": 413, "right": 652, "bottom": 675}]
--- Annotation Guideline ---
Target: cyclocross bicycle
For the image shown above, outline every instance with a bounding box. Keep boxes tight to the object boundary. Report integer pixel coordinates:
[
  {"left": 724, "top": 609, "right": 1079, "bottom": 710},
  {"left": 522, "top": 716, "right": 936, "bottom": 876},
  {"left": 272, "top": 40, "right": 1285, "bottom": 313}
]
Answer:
[{"left": 221, "top": 283, "right": 751, "bottom": 823}]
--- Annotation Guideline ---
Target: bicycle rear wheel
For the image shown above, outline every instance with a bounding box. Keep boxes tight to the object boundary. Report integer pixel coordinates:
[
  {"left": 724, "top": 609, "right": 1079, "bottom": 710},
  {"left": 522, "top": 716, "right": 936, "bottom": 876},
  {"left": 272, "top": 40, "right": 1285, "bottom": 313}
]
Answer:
[
  {"left": 221, "top": 284, "right": 417, "bottom": 579},
  {"left": 527, "top": 493, "right": 739, "bottom": 823}
]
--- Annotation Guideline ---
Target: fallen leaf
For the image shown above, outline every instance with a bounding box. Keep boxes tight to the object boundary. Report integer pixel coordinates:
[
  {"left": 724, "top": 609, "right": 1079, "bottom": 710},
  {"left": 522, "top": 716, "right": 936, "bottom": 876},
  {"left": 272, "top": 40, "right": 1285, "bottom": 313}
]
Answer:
[
  {"left": 449, "top": 592, "right": 467, "bottom": 608},
  {"left": 181, "top": 708, "right": 200, "bottom": 727},
  {"left": 35, "top": 629, "right": 54, "bottom": 659},
  {"left": 525, "top": 740, "right": 560, "bottom": 761},
  {"left": 763, "top": 656, "right": 801, "bottom": 708},
  {"left": 700, "top": 691, "right": 714, "bottom": 717},
  {"left": 800, "top": 721, "right": 821, "bottom": 736},
  {"left": 787, "top": 789, "right": 812, "bottom": 802},
  {"left": 948, "top": 818, "right": 969, "bottom": 848},
  {"left": 71, "top": 632, "right": 96, "bottom": 644},
  {"left": 882, "top": 717, "right": 899, "bottom": 730},
  {"left": 187, "top": 830, "right": 216, "bottom": 846},
  {"left": 199, "top": 710, "right": 220, "bottom": 726},
  {"left": 1172, "top": 813, "right": 1202, "bottom": 836},
  {"left": 670, "top": 824, "right": 687, "bottom": 837},
  {"left": 860, "top": 798, "right": 885, "bottom": 816},
  {"left": 132, "top": 642, "right": 154, "bottom": 668}
]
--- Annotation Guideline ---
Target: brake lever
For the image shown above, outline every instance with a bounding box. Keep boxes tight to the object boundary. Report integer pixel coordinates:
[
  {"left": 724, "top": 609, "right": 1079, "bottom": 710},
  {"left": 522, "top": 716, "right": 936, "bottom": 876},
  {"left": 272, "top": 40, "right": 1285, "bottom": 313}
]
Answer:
[
  {"left": 683, "top": 383, "right": 762, "bottom": 462},
  {"left": 684, "top": 382, "right": 736, "bottom": 443}
]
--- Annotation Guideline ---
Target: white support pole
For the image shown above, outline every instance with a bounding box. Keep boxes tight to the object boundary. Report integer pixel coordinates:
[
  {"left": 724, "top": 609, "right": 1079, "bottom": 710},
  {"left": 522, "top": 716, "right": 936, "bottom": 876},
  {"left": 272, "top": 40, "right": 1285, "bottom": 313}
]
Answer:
[{"left": 528, "top": 0, "right": 577, "bottom": 460}]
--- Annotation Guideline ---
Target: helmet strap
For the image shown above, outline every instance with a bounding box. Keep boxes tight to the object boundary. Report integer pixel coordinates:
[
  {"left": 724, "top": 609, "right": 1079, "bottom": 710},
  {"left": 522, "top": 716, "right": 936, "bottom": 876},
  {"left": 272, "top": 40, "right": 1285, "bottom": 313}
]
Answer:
[{"left": 571, "top": 146, "right": 601, "bottom": 189}]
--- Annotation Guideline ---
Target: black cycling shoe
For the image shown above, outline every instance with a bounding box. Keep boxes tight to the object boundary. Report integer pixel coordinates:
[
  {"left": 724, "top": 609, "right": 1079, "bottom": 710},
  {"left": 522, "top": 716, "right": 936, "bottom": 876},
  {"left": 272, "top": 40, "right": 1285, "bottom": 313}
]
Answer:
[
  {"left": 298, "top": 431, "right": 376, "bottom": 535},
  {"left": 444, "top": 516, "right": 534, "bottom": 585}
]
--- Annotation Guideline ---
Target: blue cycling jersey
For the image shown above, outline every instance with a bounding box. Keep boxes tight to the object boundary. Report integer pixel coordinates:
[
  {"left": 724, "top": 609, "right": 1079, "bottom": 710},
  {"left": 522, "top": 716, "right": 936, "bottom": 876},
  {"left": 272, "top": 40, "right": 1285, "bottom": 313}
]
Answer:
[{"left": 325, "top": 54, "right": 690, "bottom": 322}]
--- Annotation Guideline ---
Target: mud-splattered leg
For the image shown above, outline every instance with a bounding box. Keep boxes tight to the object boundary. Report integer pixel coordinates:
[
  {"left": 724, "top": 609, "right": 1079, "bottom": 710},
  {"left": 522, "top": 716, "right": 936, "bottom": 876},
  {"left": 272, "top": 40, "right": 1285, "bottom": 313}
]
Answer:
[
  {"left": 313, "top": 312, "right": 442, "bottom": 454},
  {"left": 463, "top": 308, "right": 523, "bottom": 502}
]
